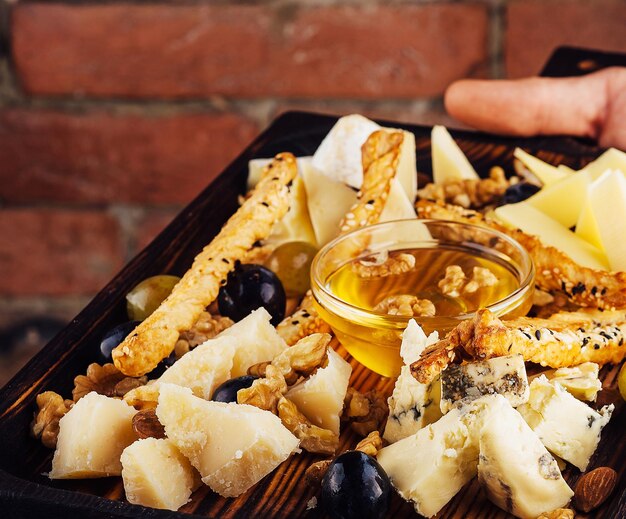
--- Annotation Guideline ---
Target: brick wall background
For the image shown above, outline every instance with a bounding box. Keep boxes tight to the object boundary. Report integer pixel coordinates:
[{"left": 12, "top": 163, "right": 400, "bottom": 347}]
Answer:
[{"left": 1, "top": 0, "right": 626, "bottom": 383}]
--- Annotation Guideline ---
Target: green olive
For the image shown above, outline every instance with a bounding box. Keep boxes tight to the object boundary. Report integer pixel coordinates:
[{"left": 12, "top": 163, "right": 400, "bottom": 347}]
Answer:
[
  {"left": 126, "top": 275, "right": 181, "bottom": 321},
  {"left": 265, "top": 241, "right": 318, "bottom": 297}
]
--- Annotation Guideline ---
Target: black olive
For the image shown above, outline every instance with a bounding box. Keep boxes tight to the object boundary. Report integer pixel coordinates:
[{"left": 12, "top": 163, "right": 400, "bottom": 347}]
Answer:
[
  {"left": 502, "top": 182, "right": 541, "bottom": 204},
  {"left": 320, "top": 451, "right": 391, "bottom": 519},
  {"left": 100, "top": 321, "right": 141, "bottom": 362},
  {"left": 212, "top": 375, "right": 258, "bottom": 403},
  {"left": 218, "top": 263, "right": 286, "bottom": 326}
]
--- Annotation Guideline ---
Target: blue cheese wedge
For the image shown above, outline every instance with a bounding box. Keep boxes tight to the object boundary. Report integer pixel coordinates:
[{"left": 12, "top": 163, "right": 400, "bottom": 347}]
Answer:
[
  {"left": 440, "top": 354, "right": 529, "bottom": 413},
  {"left": 477, "top": 395, "right": 574, "bottom": 519},
  {"left": 517, "top": 375, "right": 613, "bottom": 471},
  {"left": 383, "top": 321, "right": 442, "bottom": 443},
  {"left": 541, "top": 362, "right": 602, "bottom": 402}
]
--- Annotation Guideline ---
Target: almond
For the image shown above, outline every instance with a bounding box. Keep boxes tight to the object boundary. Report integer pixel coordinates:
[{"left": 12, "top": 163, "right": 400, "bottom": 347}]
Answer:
[{"left": 573, "top": 466, "right": 618, "bottom": 513}]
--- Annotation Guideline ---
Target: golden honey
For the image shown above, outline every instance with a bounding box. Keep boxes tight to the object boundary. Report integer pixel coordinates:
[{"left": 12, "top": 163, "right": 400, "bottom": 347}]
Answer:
[{"left": 311, "top": 220, "right": 535, "bottom": 378}]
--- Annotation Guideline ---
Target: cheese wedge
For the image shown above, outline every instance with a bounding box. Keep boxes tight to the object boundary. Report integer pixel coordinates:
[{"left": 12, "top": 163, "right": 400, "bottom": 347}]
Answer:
[
  {"left": 580, "top": 148, "right": 626, "bottom": 178},
  {"left": 477, "top": 395, "right": 573, "bottom": 519},
  {"left": 576, "top": 197, "right": 604, "bottom": 250},
  {"left": 285, "top": 348, "right": 351, "bottom": 435},
  {"left": 494, "top": 202, "right": 609, "bottom": 270},
  {"left": 217, "top": 307, "right": 288, "bottom": 378},
  {"left": 541, "top": 362, "right": 601, "bottom": 402},
  {"left": 157, "top": 384, "right": 299, "bottom": 498},
  {"left": 526, "top": 170, "right": 592, "bottom": 228},
  {"left": 582, "top": 170, "right": 626, "bottom": 271},
  {"left": 50, "top": 392, "right": 137, "bottom": 479},
  {"left": 513, "top": 148, "right": 568, "bottom": 187},
  {"left": 517, "top": 375, "right": 613, "bottom": 471},
  {"left": 247, "top": 157, "right": 317, "bottom": 246},
  {"left": 431, "top": 125, "right": 479, "bottom": 183},
  {"left": 121, "top": 438, "right": 198, "bottom": 511}
]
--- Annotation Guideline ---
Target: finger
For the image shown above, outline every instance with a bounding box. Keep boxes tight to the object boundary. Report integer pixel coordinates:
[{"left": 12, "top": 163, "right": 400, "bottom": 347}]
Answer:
[{"left": 444, "top": 74, "right": 609, "bottom": 141}]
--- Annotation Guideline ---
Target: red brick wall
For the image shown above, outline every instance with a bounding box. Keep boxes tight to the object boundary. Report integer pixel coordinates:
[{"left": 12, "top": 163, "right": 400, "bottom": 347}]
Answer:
[{"left": 1, "top": 0, "right": 626, "bottom": 336}]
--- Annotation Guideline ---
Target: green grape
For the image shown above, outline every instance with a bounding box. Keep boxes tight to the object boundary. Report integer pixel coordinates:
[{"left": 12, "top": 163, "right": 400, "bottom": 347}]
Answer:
[
  {"left": 618, "top": 363, "right": 626, "bottom": 401},
  {"left": 126, "top": 275, "right": 181, "bottom": 321},
  {"left": 265, "top": 241, "right": 318, "bottom": 297}
]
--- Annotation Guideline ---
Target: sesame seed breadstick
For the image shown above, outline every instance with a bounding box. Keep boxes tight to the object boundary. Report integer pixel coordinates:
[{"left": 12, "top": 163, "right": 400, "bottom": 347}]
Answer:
[
  {"left": 113, "top": 153, "right": 298, "bottom": 376},
  {"left": 411, "top": 308, "right": 626, "bottom": 384},
  {"left": 416, "top": 199, "right": 626, "bottom": 310},
  {"left": 277, "top": 130, "right": 405, "bottom": 345}
]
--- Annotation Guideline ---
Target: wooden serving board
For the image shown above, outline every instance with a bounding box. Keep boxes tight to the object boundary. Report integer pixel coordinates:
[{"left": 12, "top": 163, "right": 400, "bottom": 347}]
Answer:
[{"left": 1, "top": 111, "right": 625, "bottom": 519}]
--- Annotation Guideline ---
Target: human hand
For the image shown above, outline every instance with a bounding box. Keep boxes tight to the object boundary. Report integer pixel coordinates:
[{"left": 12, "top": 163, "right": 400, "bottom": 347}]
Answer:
[{"left": 444, "top": 67, "right": 626, "bottom": 150}]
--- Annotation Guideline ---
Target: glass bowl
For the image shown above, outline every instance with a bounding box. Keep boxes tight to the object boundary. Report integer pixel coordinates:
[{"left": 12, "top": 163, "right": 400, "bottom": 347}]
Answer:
[{"left": 310, "top": 219, "right": 535, "bottom": 377}]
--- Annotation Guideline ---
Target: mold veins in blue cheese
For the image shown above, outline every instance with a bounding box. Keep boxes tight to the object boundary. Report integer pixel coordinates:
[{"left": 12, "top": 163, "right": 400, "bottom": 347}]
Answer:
[
  {"left": 440, "top": 354, "right": 530, "bottom": 414},
  {"left": 156, "top": 384, "right": 299, "bottom": 498},
  {"left": 517, "top": 374, "right": 613, "bottom": 471}
]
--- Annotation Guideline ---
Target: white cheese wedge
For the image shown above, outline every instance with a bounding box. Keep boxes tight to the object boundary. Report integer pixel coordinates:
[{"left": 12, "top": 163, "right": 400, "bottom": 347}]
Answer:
[
  {"left": 517, "top": 375, "right": 613, "bottom": 471},
  {"left": 526, "top": 170, "right": 592, "bottom": 228},
  {"left": 513, "top": 148, "right": 568, "bottom": 187},
  {"left": 247, "top": 157, "right": 317, "bottom": 246},
  {"left": 384, "top": 320, "right": 442, "bottom": 443},
  {"left": 576, "top": 197, "right": 604, "bottom": 250},
  {"left": 50, "top": 392, "right": 137, "bottom": 479},
  {"left": 121, "top": 438, "right": 198, "bottom": 511},
  {"left": 156, "top": 337, "right": 234, "bottom": 399},
  {"left": 431, "top": 125, "right": 479, "bottom": 184},
  {"left": 582, "top": 169, "right": 626, "bottom": 271},
  {"left": 157, "top": 384, "right": 299, "bottom": 498},
  {"left": 541, "top": 362, "right": 601, "bottom": 402},
  {"left": 440, "top": 354, "right": 529, "bottom": 413},
  {"left": 477, "top": 395, "right": 573, "bottom": 519},
  {"left": 494, "top": 202, "right": 609, "bottom": 270},
  {"left": 580, "top": 147, "right": 626, "bottom": 178},
  {"left": 217, "top": 307, "right": 288, "bottom": 378},
  {"left": 285, "top": 348, "right": 352, "bottom": 435}
]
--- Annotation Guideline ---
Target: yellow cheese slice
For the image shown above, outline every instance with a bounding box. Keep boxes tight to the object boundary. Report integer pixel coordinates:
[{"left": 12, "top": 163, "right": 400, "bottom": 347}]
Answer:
[
  {"left": 575, "top": 198, "right": 603, "bottom": 250},
  {"left": 526, "top": 170, "right": 592, "bottom": 228},
  {"left": 513, "top": 148, "right": 569, "bottom": 187},
  {"left": 431, "top": 125, "right": 479, "bottom": 183},
  {"left": 494, "top": 203, "right": 609, "bottom": 270},
  {"left": 558, "top": 164, "right": 576, "bottom": 174},
  {"left": 584, "top": 170, "right": 626, "bottom": 272},
  {"left": 580, "top": 148, "right": 626, "bottom": 178}
]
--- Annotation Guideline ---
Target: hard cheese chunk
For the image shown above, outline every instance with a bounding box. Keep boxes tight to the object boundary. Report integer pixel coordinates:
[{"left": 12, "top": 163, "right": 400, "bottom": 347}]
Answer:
[
  {"left": 494, "top": 202, "right": 609, "bottom": 270},
  {"left": 440, "top": 354, "right": 529, "bottom": 413},
  {"left": 517, "top": 375, "right": 613, "bottom": 471},
  {"left": 542, "top": 362, "right": 601, "bottom": 402},
  {"left": 513, "top": 147, "right": 569, "bottom": 187},
  {"left": 285, "top": 348, "right": 351, "bottom": 435},
  {"left": 50, "top": 392, "right": 137, "bottom": 479},
  {"left": 431, "top": 125, "right": 479, "bottom": 184},
  {"left": 217, "top": 307, "right": 288, "bottom": 377},
  {"left": 157, "top": 337, "right": 234, "bottom": 399},
  {"left": 477, "top": 395, "right": 573, "bottom": 519},
  {"left": 526, "top": 170, "right": 592, "bottom": 228},
  {"left": 121, "top": 438, "right": 198, "bottom": 511},
  {"left": 247, "top": 157, "right": 317, "bottom": 246},
  {"left": 582, "top": 170, "right": 626, "bottom": 271},
  {"left": 157, "top": 384, "right": 299, "bottom": 498},
  {"left": 384, "top": 320, "right": 442, "bottom": 443}
]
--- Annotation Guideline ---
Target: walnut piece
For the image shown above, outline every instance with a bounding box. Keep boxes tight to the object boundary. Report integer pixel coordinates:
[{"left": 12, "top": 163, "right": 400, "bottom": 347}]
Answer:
[
  {"left": 373, "top": 295, "right": 436, "bottom": 317},
  {"left": 536, "top": 508, "right": 575, "bottom": 519},
  {"left": 343, "top": 388, "right": 389, "bottom": 437},
  {"left": 277, "top": 397, "right": 339, "bottom": 455},
  {"left": 73, "top": 363, "right": 147, "bottom": 402},
  {"left": 352, "top": 251, "right": 416, "bottom": 279},
  {"left": 31, "top": 391, "right": 73, "bottom": 449},
  {"left": 438, "top": 265, "right": 497, "bottom": 298},
  {"left": 464, "top": 266, "right": 498, "bottom": 294},
  {"left": 237, "top": 365, "right": 287, "bottom": 413},
  {"left": 355, "top": 431, "right": 383, "bottom": 457},
  {"left": 132, "top": 409, "right": 166, "bottom": 439},
  {"left": 304, "top": 459, "right": 333, "bottom": 487},
  {"left": 175, "top": 312, "right": 234, "bottom": 357},
  {"left": 417, "top": 166, "right": 511, "bottom": 209}
]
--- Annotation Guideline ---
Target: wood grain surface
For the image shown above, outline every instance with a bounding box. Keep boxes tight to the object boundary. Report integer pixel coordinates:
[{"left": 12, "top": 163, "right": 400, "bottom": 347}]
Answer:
[{"left": 1, "top": 111, "right": 624, "bottom": 519}]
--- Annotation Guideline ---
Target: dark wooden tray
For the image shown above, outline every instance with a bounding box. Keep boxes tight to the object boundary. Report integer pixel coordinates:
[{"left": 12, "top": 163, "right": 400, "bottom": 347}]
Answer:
[{"left": 1, "top": 109, "right": 624, "bottom": 519}]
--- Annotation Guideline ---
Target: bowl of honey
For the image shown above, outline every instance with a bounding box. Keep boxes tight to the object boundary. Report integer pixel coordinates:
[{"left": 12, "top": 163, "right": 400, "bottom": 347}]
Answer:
[{"left": 310, "top": 219, "right": 535, "bottom": 377}]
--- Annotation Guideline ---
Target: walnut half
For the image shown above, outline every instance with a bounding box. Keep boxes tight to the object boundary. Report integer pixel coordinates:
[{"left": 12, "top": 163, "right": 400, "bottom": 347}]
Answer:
[
  {"left": 277, "top": 397, "right": 339, "bottom": 455},
  {"left": 237, "top": 365, "right": 287, "bottom": 413},
  {"left": 31, "top": 391, "right": 73, "bottom": 449},
  {"left": 343, "top": 388, "right": 389, "bottom": 437},
  {"left": 73, "top": 363, "right": 147, "bottom": 402}
]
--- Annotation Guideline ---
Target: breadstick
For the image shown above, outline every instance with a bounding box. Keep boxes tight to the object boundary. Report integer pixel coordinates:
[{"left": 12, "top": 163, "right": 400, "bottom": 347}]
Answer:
[{"left": 113, "top": 153, "right": 298, "bottom": 376}]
